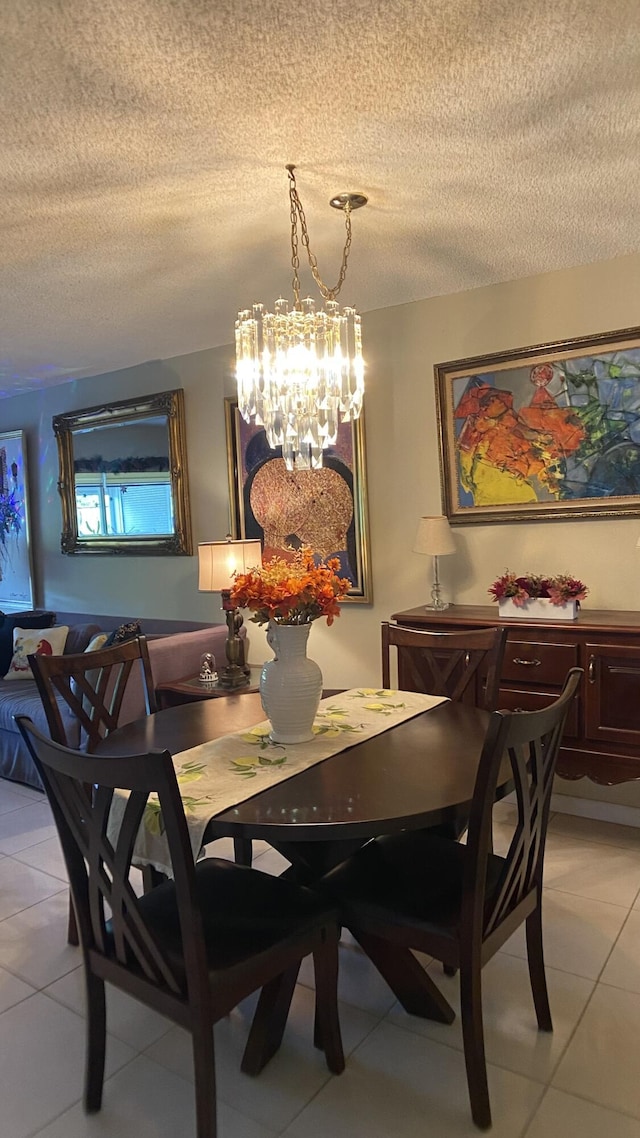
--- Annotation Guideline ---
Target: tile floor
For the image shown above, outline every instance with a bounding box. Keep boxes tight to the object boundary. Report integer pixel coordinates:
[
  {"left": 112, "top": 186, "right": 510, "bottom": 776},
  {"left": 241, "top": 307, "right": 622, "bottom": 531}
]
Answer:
[{"left": 1, "top": 778, "right": 640, "bottom": 1137}]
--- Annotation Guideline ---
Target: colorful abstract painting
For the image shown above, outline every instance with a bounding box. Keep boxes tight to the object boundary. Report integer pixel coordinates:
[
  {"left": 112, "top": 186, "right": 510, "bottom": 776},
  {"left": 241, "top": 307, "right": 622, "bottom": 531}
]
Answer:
[
  {"left": 224, "top": 398, "right": 372, "bottom": 601},
  {"left": 435, "top": 327, "right": 640, "bottom": 523},
  {"left": 0, "top": 430, "right": 34, "bottom": 610}
]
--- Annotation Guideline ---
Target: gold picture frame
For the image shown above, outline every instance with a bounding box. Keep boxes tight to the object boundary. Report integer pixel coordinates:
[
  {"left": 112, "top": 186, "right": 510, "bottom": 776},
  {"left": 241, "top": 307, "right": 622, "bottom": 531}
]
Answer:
[
  {"left": 435, "top": 325, "right": 640, "bottom": 524},
  {"left": 53, "top": 389, "right": 193, "bottom": 555},
  {"left": 224, "top": 398, "right": 372, "bottom": 602}
]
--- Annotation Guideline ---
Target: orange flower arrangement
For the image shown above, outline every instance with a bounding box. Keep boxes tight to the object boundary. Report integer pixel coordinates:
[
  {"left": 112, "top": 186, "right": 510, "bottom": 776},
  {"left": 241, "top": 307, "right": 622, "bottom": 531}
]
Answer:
[{"left": 230, "top": 546, "right": 351, "bottom": 626}]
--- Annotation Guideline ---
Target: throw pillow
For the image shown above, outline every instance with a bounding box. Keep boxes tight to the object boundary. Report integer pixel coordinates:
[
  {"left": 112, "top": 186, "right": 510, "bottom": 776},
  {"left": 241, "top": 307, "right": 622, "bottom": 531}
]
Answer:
[
  {"left": 4, "top": 625, "right": 69, "bottom": 681},
  {"left": 103, "top": 620, "right": 142, "bottom": 648},
  {"left": 85, "top": 633, "right": 109, "bottom": 653},
  {"left": 0, "top": 611, "right": 57, "bottom": 677}
]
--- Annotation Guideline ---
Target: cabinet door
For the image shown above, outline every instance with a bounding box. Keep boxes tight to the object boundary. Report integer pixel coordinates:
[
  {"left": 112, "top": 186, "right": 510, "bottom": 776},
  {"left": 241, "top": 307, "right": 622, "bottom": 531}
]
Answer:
[{"left": 585, "top": 643, "right": 640, "bottom": 746}]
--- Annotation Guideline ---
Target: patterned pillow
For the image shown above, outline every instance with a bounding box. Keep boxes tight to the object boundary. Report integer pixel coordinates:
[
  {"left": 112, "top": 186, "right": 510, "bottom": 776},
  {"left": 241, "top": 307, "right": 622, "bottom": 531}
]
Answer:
[
  {"left": 0, "top": 611, "right": 56, "bottom": 676},
  {"left": 85, "top": 633, "right": 109, "bottom": 653},
  {"left": 103, "top": 620, "right": 142, "bottom": 648},
  {"left": 4, "top": 626, "right": 69, "bottom": 680}
]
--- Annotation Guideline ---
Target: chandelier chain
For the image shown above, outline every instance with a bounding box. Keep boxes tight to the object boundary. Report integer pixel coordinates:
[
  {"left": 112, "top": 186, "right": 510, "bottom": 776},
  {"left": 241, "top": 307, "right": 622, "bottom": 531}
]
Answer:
[{"left": 287, "top": 166, "right": 352, "bottom": 305}]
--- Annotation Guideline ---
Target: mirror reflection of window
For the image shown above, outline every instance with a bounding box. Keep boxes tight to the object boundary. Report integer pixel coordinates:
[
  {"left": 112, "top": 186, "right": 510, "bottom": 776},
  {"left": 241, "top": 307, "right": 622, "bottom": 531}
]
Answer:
[{"left": 75, "top": 475, "right": 174, "bottom": 536}]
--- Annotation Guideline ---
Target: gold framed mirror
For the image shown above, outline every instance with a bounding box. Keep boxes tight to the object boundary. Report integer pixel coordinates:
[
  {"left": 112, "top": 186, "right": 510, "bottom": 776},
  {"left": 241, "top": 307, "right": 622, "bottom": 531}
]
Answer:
[{"left": 53, "top": 389, "right": 193, "bottom": 555}]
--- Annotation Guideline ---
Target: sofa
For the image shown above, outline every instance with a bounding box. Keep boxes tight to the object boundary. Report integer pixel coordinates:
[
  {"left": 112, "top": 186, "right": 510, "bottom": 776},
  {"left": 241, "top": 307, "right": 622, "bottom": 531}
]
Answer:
[{"left": 0, "top": 611, "right": 240, "bottom": 790}]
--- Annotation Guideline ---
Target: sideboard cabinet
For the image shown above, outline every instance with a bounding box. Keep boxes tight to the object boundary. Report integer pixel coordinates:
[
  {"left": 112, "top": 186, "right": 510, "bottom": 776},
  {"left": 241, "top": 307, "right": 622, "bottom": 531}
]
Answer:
[{"left": 390, "top": 605, "right": 640, "bottom": 786}]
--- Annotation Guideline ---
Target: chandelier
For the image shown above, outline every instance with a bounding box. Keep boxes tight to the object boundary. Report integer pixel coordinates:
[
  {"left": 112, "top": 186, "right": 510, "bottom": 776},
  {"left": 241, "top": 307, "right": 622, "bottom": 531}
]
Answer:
[{"left": 235, "top": 165, "right": 367, "bottom": 470}]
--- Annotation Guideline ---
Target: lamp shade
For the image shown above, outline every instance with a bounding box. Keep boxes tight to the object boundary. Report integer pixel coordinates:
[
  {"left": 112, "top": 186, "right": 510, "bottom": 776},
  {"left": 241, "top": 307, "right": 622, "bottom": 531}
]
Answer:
[
  {"left": 198, "top": 538, "right": 262, "bottom": 593},
  {"left": 413, "top": 516, "right": 456, "bottom": 557}
]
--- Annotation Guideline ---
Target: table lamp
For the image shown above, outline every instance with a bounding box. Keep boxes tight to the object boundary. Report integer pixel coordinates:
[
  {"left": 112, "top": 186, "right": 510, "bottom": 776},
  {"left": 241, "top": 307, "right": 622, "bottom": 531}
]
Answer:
[
  {"left": 413, "top": 516, "right": 456, "bottom": 611},
  {"left": 198, "top": 536, "right": 262, "bottom": 688}
]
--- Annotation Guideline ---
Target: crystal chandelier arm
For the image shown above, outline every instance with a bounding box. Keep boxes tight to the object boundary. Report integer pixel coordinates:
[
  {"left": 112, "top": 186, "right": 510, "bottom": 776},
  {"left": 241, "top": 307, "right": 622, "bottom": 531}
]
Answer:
[{"left": 287, "top": 165, "right": 353, "bottom": 303}]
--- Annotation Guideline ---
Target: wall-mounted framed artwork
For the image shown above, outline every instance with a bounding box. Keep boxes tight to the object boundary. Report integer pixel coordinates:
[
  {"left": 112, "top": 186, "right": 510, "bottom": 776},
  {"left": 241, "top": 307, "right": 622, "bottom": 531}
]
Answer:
[
  {"left": 224, "top": 397, "right": 372, "bottom": 602},
  {"left": 0, "top": 430, "right": 35, "bottom": 611},
  {"left": 435, "top": 325, "right": 640, "bottom": 525}
]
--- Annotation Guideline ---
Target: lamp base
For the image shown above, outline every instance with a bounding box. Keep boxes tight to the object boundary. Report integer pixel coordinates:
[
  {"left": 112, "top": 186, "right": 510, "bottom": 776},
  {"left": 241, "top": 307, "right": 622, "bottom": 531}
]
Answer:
[
  {"left": 220, "top": 596, "right": 251, "bottom": 687},
  {"left": 217, "top": 665, "right": 250, "bottom": 689},
  {"left": 426, "top": 567, "right": 450, "bottom": 612}
]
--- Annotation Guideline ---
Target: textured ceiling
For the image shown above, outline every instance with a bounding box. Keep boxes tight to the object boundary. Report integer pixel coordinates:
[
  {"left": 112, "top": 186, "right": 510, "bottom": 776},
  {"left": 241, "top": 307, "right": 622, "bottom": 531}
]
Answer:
[{"left": 2, "top": 0, "right": 640, "bottom": 398}]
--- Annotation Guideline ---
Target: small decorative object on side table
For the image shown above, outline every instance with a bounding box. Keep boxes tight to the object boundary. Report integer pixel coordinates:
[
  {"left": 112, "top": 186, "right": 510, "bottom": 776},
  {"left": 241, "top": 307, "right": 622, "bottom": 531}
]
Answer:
[{"left": 199, "top": 653, "right": 218, "bottom": 685}]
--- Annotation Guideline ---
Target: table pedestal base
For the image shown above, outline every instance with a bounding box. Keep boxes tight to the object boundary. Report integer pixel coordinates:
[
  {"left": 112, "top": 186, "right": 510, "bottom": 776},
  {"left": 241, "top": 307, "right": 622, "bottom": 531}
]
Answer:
[
  {"left": 354, "top": 931, "right": 455, "bottom": 1023},
  {"left": 271, "top": 838, "right": 457, "bottom": 1026}
]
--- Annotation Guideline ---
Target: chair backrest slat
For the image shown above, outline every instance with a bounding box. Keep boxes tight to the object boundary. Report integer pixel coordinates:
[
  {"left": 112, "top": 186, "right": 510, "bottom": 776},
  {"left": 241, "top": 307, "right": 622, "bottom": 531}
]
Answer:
[
  {"left": 462, "top": 669, "right": 582, "bottom": 941},
  {"left": 381, "top": 623, "right": 508, "bottom": 710},
  {"left": 30, "top": 636, "right": 157, "bottom": 752}
]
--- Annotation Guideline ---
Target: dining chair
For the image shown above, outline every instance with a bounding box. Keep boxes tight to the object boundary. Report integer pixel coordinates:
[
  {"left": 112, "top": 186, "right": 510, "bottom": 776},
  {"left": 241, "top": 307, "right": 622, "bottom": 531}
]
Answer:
[
  {"left": 382, "top": 623, "right": 509, "bottom": 855},
  {"left": 29, "top": 634, "right": 157, "bottom": 749},
  {"left": 381, "top": 622, "right": 508, "bottom": 710},
  {"left": 322, "top": 668, "right": 582, "bottom": 1130},
  {"left": 31, "top": 637, "right": 255, "bottom": 943},
  {"left": 29, "top": 636, "right": 159, "bottom": 944},
  {"left": 16, "top": 716, "right": 344, "bottom": 1138}
]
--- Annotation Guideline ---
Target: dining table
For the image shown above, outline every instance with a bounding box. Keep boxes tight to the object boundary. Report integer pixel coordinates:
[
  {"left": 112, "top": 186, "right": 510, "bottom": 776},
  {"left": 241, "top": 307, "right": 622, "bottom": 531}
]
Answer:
[{"left": 97, "top": 689, "right": 510, "bottom": 1024}]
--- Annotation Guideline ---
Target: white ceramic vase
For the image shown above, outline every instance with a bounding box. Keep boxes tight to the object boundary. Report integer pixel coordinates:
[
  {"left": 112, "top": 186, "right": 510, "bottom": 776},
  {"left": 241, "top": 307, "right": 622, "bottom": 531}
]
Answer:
[{"left": 260, "top": 620, "right": 323, "bottom": 743}]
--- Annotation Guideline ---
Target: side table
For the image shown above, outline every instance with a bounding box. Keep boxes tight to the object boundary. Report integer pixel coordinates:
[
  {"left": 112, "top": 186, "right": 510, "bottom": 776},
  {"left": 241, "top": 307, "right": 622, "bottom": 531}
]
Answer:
[{"left": 156, "top": 665, "right": 263, "bottom": 710}]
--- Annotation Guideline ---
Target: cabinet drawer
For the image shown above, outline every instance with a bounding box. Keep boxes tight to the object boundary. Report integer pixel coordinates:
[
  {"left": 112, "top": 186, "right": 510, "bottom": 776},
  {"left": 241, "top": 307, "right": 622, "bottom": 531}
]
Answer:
[
  {"left": 502, "top": 641, "right": 578, "bottom": 686},
  {"left": 498, "top": 686, "right": 579, "bottom": 736}
]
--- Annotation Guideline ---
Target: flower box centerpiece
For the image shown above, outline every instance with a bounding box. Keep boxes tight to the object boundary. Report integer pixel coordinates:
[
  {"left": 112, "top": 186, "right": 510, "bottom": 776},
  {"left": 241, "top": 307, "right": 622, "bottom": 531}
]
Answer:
[
  {"left": 230, "top": 546, "right": 350, "bottom": 743},
  {"left": 489, "top": 571, "right": 588, "bottom": 622}
]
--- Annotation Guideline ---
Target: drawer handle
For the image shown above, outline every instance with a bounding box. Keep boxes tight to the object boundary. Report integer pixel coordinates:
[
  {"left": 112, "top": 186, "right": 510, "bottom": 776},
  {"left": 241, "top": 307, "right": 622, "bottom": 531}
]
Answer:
[
  {"left": 588, "top": 655, "right": 595, "bottom": 684},
  {"left": 512, "top": 657, "right": 541, "bottom": 667}
]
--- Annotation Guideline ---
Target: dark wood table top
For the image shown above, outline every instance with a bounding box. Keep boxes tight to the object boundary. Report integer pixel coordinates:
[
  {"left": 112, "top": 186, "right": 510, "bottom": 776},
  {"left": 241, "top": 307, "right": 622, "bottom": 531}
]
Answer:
[{"left": 97, "top": 693, "right": 499, "bottom": 844}]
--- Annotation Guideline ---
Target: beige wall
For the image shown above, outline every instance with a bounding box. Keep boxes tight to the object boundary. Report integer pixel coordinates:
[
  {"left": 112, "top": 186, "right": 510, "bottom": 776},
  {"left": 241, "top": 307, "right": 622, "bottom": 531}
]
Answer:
[{"left": 2, "top": 249, "right": 640, "bottom": 805}]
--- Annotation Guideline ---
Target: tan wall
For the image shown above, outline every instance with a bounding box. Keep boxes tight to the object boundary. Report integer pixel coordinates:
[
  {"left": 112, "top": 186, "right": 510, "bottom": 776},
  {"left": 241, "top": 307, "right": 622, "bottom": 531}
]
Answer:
[{"left": 2, "top": 249, "right": 640, "bottom": 805}]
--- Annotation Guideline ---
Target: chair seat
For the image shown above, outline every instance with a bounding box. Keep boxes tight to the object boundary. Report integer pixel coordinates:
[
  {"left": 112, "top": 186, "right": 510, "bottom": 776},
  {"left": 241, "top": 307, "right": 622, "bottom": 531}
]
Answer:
[
  {"left": 122, "top": 857, "right": 338, "bottom": 979},
  {"left": 323, "top": 831, "right": 506, "bottom": 935}
]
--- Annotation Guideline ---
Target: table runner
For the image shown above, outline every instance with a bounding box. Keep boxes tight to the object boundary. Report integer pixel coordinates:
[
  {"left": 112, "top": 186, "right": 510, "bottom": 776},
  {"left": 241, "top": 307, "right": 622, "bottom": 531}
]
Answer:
[{"left": 108, "top": 688, "right": 448, "bottom": 876}]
